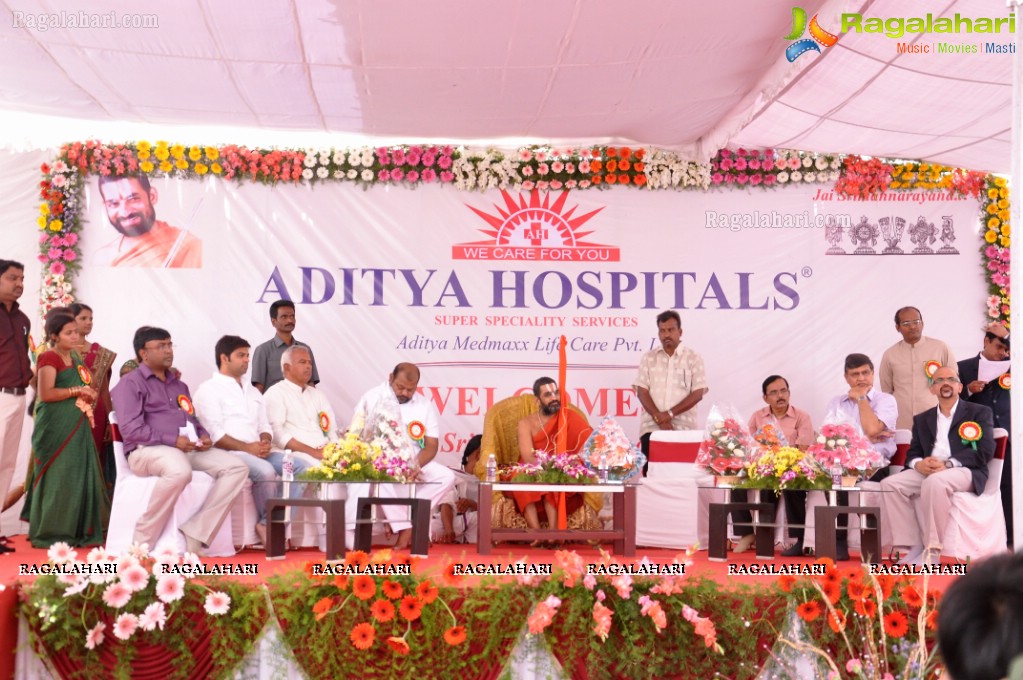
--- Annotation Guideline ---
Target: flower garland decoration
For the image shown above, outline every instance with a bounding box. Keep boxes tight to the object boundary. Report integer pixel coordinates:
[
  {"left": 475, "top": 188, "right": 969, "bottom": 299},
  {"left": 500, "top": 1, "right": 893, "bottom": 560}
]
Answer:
[
  {"left": 740, "top": 445, "right": 831, "bottom": 491},
  {"left": 981, "top": 175, "right": 1011, "bottom": 327},
  {"left": 505, "top": 449, "right": 597, "bottom": 484},
  {"left": 710, "top": 148, "right": 841, "bottom": 188},
  {"left": 805, "top": 423, "right": 884, "bottom": 478}
]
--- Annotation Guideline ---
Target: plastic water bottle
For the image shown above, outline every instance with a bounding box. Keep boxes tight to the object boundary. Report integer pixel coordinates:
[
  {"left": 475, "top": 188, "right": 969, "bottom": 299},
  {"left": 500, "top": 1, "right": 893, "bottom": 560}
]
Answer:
[
  {"left": 282, "top": 450, "right": 295, "bottom": 482},
  {"left": 598, "top": 452, "right": 609, "bottom": 484},
  {"left": 830, "top": 462, "right": 842, "bottom": 487},
  {"left": 485, "top": 453, "right": 497, "bottom": 482}
]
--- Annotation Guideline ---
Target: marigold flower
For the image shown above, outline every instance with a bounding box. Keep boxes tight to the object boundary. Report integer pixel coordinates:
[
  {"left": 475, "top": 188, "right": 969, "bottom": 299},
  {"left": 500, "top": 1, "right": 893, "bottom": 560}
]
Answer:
[
  {"left": 415, "top": 580, "right": 439, "bottom": 604},
  {"left": 350, "top": 622, "right": 375, "bottom": 650},
  {"left": 399, "top": 595, "right": 423, "bottom": 621},
  {"left": 634, "top": 174, "right": 647, "bottom": 186},
  {"left": 606, "top": 160, "right": 618, "bottom": 173},
  {"left": 443, "top": 625, "right": 467, "bottom": 645},
  {"left": 605, "top": 174, "right": 618, "bottom": 184},
  {"left": 884, "top": 611, "right": 909, "bottom": 638},
  {"left": 352, "top": 575, "right": 376, "bottom": 601},
  {"left": 796, "top": 601, "right": 821, "bottom": 622},
  {"left": 382, "top": 580, "right": 404, "bottom": 600},
  {"left": 386, "top": 636, "right": 410, "bottom": 655}
]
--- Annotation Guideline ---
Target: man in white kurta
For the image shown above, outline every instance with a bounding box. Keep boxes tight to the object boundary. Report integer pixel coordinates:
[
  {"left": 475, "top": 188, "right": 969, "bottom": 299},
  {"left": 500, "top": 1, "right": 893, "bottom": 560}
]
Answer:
[
  {"left": 263, "top": 347, "right": 339, "bottom": 457},
  {"left": 350, "top": 363, "right": 455, "bottom": 551},
  {"left": 879, "top": 306, "right": 956, "bottom": 429}
]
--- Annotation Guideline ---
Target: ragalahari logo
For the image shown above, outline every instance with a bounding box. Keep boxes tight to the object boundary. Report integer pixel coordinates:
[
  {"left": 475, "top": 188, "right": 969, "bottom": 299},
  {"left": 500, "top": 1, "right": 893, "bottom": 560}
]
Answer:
[
  {"left": 453, "top": 190, "right": 620, "bottom": 262},
  {"left": 784, "top": 6, "right": 838, "bottom": 62}
]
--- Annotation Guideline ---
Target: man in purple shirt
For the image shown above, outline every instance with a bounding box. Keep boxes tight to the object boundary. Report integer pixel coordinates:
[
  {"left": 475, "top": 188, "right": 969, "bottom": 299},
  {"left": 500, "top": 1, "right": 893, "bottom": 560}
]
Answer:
[{"left": 111, "top": 327, "right": 247, "bottom": 554}]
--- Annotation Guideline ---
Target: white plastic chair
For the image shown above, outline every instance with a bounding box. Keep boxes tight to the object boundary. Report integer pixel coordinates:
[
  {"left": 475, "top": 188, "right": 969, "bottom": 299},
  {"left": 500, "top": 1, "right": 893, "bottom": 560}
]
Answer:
[
  {"left": 105, "top": 412, "right": 234, "bottom": 556},
  {"left": 942, "top": 427, "right": 1009, "bottom": 560},
  {"left": 637, "top": 430, "right": 715, "bottom": 549}
]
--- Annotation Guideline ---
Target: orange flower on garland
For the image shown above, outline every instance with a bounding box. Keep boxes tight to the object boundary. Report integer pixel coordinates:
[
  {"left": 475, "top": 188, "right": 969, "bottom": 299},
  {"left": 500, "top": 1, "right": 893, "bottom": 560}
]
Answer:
[
  {"left": 345, "top": 550, "right": 371, "bottom": 567},
  {"left": 842, "top": 566, "right": 864, "bottom": 584},
  {"left": 386, "top": 636, "right": 411, "bottom": 656},
  {"left": 305, "top": 561, "right": 327, "bottom": 580},
  {"left": 827, "top": 609, "right": 846, "bottom": 633},
  {"left": 847, "top": 581, "right": 869, "bottom": 601},
  {"left": 313, "top": 596, "right": 335, "bottom": 621},
  {"left": 333, "top": 574, "right": 350, "bottom": 591},
  {"left": 901, "top": 584, "right": 923, "bottom": 609},
  {"left": 797, "top": 601, "right": 821, "bottom": 622},
  {"left": 440, "top": 559, "right": 465, "bottom": 586},
  {"left": 350, "top": 622, "right": 376, "bottom": 650},
  {"left": 605, "top": 174, "right": 618, "bottom": 184},
  {"left": 382, "top": 580, "right": 404, "bottom": 600},
  {"left": 874, "top": 574, "right": 896, "bottom": 600},
  {"left": 777, "top": 575, "right": 796, "bottom": 593},
  {"left": 416, "top": 580, "right": 439, "bottom": 605},
  {"left": 352, "top": 575, "right": 377, "bottom": 601},
  {"left": 884, "top": 611, "right": 909, "bottom": 638},
  {"left": 926, "top": 609, "right": 939, "bottom": 631},
  {"left": 821, "top": 581, "right": 841, "bottom": 605},
  {"left": 371, "top": 598, "right": 396, "bottom": 623},
  {"left": 854, "top": 597, "right": 877, "bottom": 618},
  {"left": 399, "top": 595, "right": 424, "bottom": 622},
  {"left": 444, "top": 625, "right": 467, "bottom": 646}
]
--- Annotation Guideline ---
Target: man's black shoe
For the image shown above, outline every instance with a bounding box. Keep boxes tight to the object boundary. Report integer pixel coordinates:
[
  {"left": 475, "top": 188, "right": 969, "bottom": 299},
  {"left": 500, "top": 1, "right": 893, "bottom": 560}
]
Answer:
[{"left": 781, "top": 542, "right": 804, "bottom": 557}]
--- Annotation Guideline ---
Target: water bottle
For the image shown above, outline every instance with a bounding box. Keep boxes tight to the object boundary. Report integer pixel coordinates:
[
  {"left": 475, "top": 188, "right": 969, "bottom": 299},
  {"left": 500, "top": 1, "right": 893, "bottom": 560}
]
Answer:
[
  {"left": 282, "top": 450, "right": 295, "bottom": 482},
  {"left": 485, "top": 453, "right": 497, "bottom": 482},
  {"left": 830, "top": 462, "right": 842, "bottom": 487},
  {"left": 598, "top": 452, "right": 609, "bottom": 484}
]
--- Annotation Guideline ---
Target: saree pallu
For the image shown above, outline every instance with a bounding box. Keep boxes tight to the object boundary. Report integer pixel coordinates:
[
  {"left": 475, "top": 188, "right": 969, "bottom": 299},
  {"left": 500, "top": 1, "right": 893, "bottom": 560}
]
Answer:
[
  {"left": 83, "top": 342, "right": 117, "bottom": 495},
  {"left": 21, "top": 351, "right": 111, "bottom": 548}
]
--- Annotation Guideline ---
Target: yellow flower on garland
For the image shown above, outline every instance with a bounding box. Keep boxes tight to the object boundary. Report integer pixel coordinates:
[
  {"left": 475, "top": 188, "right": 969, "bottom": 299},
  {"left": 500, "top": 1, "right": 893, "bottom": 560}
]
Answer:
[
  {"left": 37, "top": 216, "right": 46, "bottom": 229},
  {"left": 140, "top": 161, "right": 154, "bottom": 173},
  {"left": 999, "top": 188, "right": 1009, "bottom": 199},
  {"left": 985, "top": 230, "right": 999, "bottom": 243},
  {"left": 174, "top": 158, "right": 188, "bottom": 170},
  {"left": 137, "top": 140, "right": 152, "bottom": 153},
  {"left": 995, "top": 177, "right": 1007, "bottom": 188},
  {"left": 987, "top": 203, "right": 999, "bottom": 214},
  {"left": 988, "top": 188, "right": 1000, "bottom": 199},
  {"left": 988, "top": 217, "right": 1000, "bottom": 228},
  {"left": 137, "top": 149, "right": 151, "bottom": 161},
  {"left": 188, "top": 146, "right": 202, "bottom": 161},
  {"left": 890, "top": 181, "right": 901, "bottom": 189},
  {"left": 194, "top": 163, "right": 209, "bottom": 175},
  {"left": 1002, "top": 224, "right": 1011, "bottom": 236},
  {"left": 154, "top": 146, "right": 169, "bottom": 161},
  {"left": 159, "top": 160, "right": 173, "bottom": 173},
  {"left": 211, "top": 163, "right": 223, "bottom": 174},
  {"left": 49, "top": 220, "right": 63, "bottom": 232},
  {"left": 999, "top": 209, "right": 1010, "bottom": 221},
  {"left": 170, "top": 144, "right": 185, "bottom": 159},
  {"left": 205, "top": 147, "right": 219, "bottom": 161},
  {"left": 1001, "top": 236, "right": 1011, "bottom": 247}
]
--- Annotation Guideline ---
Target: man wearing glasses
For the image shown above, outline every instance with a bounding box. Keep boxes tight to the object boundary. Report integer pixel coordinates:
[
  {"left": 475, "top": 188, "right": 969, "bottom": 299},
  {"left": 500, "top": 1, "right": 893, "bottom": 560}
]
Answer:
[
  {"left": 111, "top": 327, "right": 248, "bottom": 554},
  {"left": 880, "top": 365, "right": 995, "bottom": 565},
  {"left": 879, "top": 306, "right": 956, "bottom": 429}
]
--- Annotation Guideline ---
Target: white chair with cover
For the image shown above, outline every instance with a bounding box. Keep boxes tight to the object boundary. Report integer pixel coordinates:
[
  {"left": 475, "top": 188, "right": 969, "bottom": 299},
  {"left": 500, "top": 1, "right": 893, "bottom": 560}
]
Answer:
[
  {"left": 105, "top": 412, "right": 235, "bottom": 556},
  {"left": 941, "top": 427, "right": 1009, "bottom": 560},
  {"left": 637, "top": 430, "right": 715, "bottom": 549}
]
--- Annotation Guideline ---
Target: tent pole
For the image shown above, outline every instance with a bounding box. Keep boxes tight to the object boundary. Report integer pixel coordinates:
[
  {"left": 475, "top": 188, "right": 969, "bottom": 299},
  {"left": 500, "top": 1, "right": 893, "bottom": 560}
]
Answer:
[{"left": 1010, "top": 0, "right": 1022, "bottom": 553}]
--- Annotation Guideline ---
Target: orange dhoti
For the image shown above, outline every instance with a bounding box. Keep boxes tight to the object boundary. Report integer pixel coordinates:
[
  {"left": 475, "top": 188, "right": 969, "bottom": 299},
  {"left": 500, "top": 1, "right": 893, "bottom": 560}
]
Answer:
[{"left": 511, "top": 408, "right": 593, "bottom": 523}]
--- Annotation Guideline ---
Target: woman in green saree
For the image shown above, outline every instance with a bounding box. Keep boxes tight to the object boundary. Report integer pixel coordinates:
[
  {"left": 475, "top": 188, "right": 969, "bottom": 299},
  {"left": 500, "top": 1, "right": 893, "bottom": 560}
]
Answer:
[{"left": 21, "top": 311, "right": 110, "bottom": 547}]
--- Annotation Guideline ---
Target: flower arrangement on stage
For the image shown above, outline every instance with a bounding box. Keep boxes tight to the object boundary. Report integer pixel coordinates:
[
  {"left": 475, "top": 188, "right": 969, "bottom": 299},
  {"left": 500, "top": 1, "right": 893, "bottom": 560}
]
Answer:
[
  {"left": 740, "top": 445, "right": 831, "bottom": 491},
  {"left": 21, "top": 542, "right": 267, "bottom": 679},
  {"left": 982, "top": 175, "right": 1011, "bottom": 326},
  {"left": 581, "top": 417, "right": 646, "bottom": 481},
  {"left": 752, "top": 422, "right": 788, "bottom": 450},
  {"left": 710, "top": 148, "right": 841, "bottom": 188},
  {"left": 302, "top": 430, "right": 415, "bottom": 483},
  {"left": 505, "top": 450, "right": 598, "bottom": 484},
  {"left": 695, "top": 414, "right": 755, "bottom": 476},
  {"left": 806, "top": 423, "right": 884, "bottom": 478},
  {"left": 834, "top": 155, "right": 895, "bottom": 198},
  {"left": 768, "top": 558, "right": 942, "bottom": 679}
]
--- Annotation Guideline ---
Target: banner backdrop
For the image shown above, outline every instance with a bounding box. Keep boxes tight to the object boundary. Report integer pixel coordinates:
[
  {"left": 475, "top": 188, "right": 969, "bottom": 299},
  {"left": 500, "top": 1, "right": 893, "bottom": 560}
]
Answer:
[{"left": 75, "top": 179, "right": 985, "bottom": 467}]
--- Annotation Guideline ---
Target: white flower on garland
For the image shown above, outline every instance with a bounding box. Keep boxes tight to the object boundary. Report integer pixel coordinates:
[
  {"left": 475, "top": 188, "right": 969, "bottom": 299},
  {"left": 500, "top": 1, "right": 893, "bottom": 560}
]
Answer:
[
  {"left": 803, "top": 172, "right": 815, "bottom": 182},
  {"left": 802, "top": 157, "right": 813, "bottom": 168},
  {"left": 316, "top": 167, "right": 329, "bottom": 179},
  {"left": 360, "top": 153, "right": 373, "bottom": 166},
  {"left": 791, "top": 170, "right": 802, "bottom": 182},
  {"left": 333, "top": 151, "right": 346, "bottom": 165},
  {"left": 318, "top": 153, "right": 331, "bottom": 166},
  {"left": 815, "top": 157, "right": 828, "bottom": 171},
  {"left": 303, "top": 153, "right": 318, "bottom": 168},
  {"left": 300, "top": 168, "right": 313, "bottom": 180},
  {"left": 346, "top": 169, "right": 357, "bottom": 179},
  {"left": 778, "top": 171, "right": 790, "bottom": 183},
  {"left": 361, "top": 169, "right": 373, "bottom": 182}
]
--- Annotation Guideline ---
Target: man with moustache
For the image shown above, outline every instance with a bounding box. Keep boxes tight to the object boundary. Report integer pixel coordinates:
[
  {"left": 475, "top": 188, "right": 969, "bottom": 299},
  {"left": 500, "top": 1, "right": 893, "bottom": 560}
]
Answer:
[
  {"left": 250, "top": 299, "right": 320, "bottom": 393},
  {"left": 93, "top": 175, "right": 202, "bottom": 268},
  {"left": 881, "top": 365, "right": 996, "bottom": 565},
  {"left": 110, "top": 327, "right": 248, "bottom": 554},
  {"left": 633, "top": 310, "right": 708, "bottom": 474},
  {"left": 0, "top": 260, "right": 30, "bottom": 553},
  {"left": 349, "top": 363, "right": 455, "bottom": 550},
  {"left": 879, "top": 306, "right": 956, "bottom": 429},
  {"left": 263, "top": 345, "right": 338, "bottom": 458}
]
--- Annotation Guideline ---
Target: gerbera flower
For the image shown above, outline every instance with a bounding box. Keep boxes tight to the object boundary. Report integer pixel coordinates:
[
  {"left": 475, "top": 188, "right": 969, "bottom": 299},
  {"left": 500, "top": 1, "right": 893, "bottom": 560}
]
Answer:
[
  {"left": 371, "top": 599, "right": 395, "bottom": 623},
  {"left": 827, "top": 610, "right": 846, "bottom": 633},
  {"left": 313, "top": 597, "right": 335, "bottom": 621},
  {"left": 350, "top": 622, "right": 375, "bottom": 650},
  {"left": 333, "top": 574, "right": 350, "bottom": 591},
  {"left": 204, "top": 591, "right": 231, "bottom": 616},
  {"left": 304, "top": 561, "right": 326, "bottom": 580},
  {"left": 874, "top": 574, "right": 896, "bottom": 600},
  {"left": 381, "top": 580, "right": 404, "bottom": 600},
  {"left": 797, "top": 601, "right": 821, "bottom": 622},
  {"left": 926, "top": 609, "right": 939, "bottom": 631},
  {"left": 112, "top": 613, "right": 139, "bottom": 641},
  {"left": 352, "top": 575, "right": 376, "bottom": 601},
  {"left": 842, "top": 565, "right": 864, "bottom": 583},
  {"left": 847, "top": 581, "right": 869, "bottom": 601},
  {"left": 901, "top": 584, "right": 923, "bottom": 609},
  {"left": 854, "top": 597, "right": 877, "bottom": 618},
  {"left": 777, "top": 575, "right": 796, "bottom": 593},
  {"left": 440, "top": 558, "right": 464, "bottom": 586},
  {"left": 415, "top": 580, "right": 439, "bottom": 604},
  {"left": 386, "top": 636, "right": 410, "bottom": 655},
  {"left": 84, "top": 622, "right": 105, "bottom": 650},
  {"left": 884, "top": 611, "right": 909, "bottom": 638},
  {"left": 821, "top": 581, "right": 841, "bottom": 605},
  {"left": 345, "top": 550, "right": 370, "bottom": 567},
  {"left": 399, "top": 595, "right": 423, "bottom": 622},
  {"left": 444, "top": 625, "right": 467, "bottom": 645}
]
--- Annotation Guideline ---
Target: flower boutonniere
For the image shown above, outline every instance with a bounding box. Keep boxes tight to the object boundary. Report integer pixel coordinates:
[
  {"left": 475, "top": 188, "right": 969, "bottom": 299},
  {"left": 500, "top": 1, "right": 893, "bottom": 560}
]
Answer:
[
  {"left": 958, "top": 421, "right": 982, "bottom": 450},
  {"left": 177, "top": 394, "right": 194, "bottom": 416},
  {"left": 998, "top": 373, "right": 1011, "bottom": 390},
  {"left": 924, "top": 360, "right": 941, "bottom": 385}
]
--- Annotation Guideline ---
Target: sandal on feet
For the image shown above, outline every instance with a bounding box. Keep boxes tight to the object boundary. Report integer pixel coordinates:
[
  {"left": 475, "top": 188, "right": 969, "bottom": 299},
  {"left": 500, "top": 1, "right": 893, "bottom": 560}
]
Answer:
[{"left": 732, "top": 534, "right": 755, "bottom": 554}]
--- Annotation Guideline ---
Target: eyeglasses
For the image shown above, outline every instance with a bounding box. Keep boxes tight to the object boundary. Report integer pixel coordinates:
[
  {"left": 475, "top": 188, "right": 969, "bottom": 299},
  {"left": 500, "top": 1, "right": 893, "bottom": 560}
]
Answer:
[
  {"left": 766, "top": 388, "right": 790, "bottom": 397},
  {"left": 932, "top": 377, "right": 960, "bottom": 384},
  {"left": 899, "top": 320, "right": 923, "bottom": 327},
  {"left": 143, "top": 342, "right": 173, "bottom": 351}
]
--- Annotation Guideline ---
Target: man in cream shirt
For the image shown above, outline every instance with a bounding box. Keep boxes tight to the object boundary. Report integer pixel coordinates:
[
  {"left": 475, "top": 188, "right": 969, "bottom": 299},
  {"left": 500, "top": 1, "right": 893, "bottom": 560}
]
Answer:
[
  {"left": 263, "top": 346, "right": 339, "bottom": 457},
  {"left": 879, "top": 306, "right": 956, "bottom": 429}
]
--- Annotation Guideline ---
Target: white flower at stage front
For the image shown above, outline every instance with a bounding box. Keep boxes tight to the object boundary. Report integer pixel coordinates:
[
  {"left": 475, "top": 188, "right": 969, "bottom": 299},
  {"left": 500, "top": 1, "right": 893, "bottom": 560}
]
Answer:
[
  {"left": 139, "top": 601, "right": 167, "bottom": 631},
  {"left": 47, "top": 542, "right": 76, "bottom": 565},
  {"left": 346, "top": 169, "right": 357, "bottom": 180},
  {"left": 815, "top": 157, "right": 829, "bottom": 171},
  {"left": 318, "top": 152, "right": 331, "bottom": 166},
  {"left": 85, "top": 621, "right": 105, "bottom": 650},
  {"left": 804, "top": 172, "right": 816, "bottom": 182},
  {"left": 303, "top": 153, "right": 318, "bottom": 168},
  {"left": 791, "top": 171, "right": 802, "bottom": 182},
  {"left": 113, "top": 613, "right": 139, "bottom": 640},
  {"left": 204, "top": 591, "right": 232, "bottom": 615},
  {"left": 156, "top": 574, "right": 185, "bottom": 603}
]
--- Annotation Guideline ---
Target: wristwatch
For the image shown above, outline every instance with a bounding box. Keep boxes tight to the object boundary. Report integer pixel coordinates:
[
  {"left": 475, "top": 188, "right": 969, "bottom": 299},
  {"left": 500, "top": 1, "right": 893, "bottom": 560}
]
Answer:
[
  {"left": 857, "top": 395, "right": 868, "bottom": 402},
  {"left": 944, "top": 460, "right": 954, "bottom": 469}
]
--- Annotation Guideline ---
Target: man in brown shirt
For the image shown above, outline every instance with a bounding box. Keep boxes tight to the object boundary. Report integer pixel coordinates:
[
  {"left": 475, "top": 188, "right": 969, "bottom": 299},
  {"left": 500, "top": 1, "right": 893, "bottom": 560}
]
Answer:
[{"left": 0, "top": 260, "right": 31, "bottom": 553}]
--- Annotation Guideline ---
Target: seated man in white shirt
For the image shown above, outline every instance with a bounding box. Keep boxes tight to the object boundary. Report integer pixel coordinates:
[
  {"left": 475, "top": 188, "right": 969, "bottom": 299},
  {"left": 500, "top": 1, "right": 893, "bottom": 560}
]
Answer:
[
  {"left": 194, "top": 336, "right": 316, "bottom": 546},
  {"left": 432, "top": 435, "right": 480, "bottom": 544},
  {"left": 351, "top": 363, "right": 455, "bottom": 551},
  {"left": 263, "top": 346, "right": 340, "bottom": 458}
]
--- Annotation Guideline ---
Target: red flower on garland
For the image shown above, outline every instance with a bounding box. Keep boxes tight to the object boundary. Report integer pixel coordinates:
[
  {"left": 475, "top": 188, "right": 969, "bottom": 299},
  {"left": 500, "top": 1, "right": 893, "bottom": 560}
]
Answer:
[
  {"left": 381, "top": 580, "right": 404, "bottom": 600},
  {"left": 313, "top": 596, "right": 334, "bottom": 621},
  {"left": 854, "top": 597, "right": 877, "bottom": 618},
  {"left": 415, "top": 580, "right": 439, "bottom": 605},
  {"left": 386, "top": 636, "right": 410, "bottom": 656},
  {"left": 796, "top": 601, "right": 821, "bottom": 622},
  {"left": 901, "top": 584, "right": 923, "bottom": 609},
  {"left": 884, "top": 611, "right": 910, "bottom": 638},
  {"left": 399, "top": 595, "right": 424, "bottom": 622},
  {"left": 821, "top": 581, "right": 841, "bottom": 605},
  {"left": 827, "top": 609, "right": 846, "bottom": 633},
  {"left": 352, "top": 575, "right": 376, "bottom": 601},
  {"left": 350, "top": 622, "right": 375, "bottom": 650},
  {"left": 444, "top": 626, "right": 467, "bottom": 645},
  {"left": 371, "top": 598, "right": 395, "bottom": 623}
]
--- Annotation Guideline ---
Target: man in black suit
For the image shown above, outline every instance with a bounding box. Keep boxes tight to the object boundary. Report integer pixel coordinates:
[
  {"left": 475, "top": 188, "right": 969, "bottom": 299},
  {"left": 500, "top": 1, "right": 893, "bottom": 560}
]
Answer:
[
  {"left": 880, "top": 365, "right": 996, "bottom": 565},
  {"left": 958, "top": 323, "right": 1011, "bottom": 546}
]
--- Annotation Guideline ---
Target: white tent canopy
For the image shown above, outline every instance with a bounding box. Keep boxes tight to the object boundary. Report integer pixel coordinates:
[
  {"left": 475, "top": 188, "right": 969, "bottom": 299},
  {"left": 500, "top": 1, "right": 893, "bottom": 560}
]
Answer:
[{"left": 0, "top": 0, "right": 1015, "bottom": 171}]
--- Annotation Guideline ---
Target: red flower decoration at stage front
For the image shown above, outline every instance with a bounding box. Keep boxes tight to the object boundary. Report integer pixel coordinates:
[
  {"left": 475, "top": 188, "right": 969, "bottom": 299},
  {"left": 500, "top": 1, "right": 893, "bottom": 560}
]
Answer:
[
  {"left": 313, "top": 596, "right": 334, "bottom": 621},
  {"left": 854, "top": 597, "right": 877, "bottom": 619},
  {"left": 371, "top": 599, "right": 395, "bottom": 623},
  {"left": 399, "top": 595, "right": 423, "bottom": 622},
  {"left": 827, "top": 609, "right": 846, "bottom": 633},
  {"left": 350, "top": 622, "right": 375, "bottom": 650},
  {"left": 901, "top": 584, "right": 923, "bottom": 609},
  {"left": 884, "top": 611, "right": 909, "bottom": 638},
  {"left": 381, "top": 580, "right": 404, "bottom": 600},
  {"left": 796, "top": 601, "right": 821, "bottom": 622},
  {"left": 345, "top": 550, "right": 370, "bottom": 567},
  {"left": 352, "top": 575, "right": 376, "bottom": 601},
  {"left": 386, "top": 636, "right": 411, "bottom": 656},
  {"left": 415, "top": 580, "right": 439, "bottom": 605},
  {"left": 443, "top": 625, "right": 467, "bottom": 646},
  {"left": 821, "top": 581, "right": 841, "bottom": 605}
]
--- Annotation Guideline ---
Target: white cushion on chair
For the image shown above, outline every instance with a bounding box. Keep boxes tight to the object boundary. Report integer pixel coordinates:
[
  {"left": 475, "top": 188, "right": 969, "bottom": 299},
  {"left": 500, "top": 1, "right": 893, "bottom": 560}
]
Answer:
[
  {"left": 105, "top": 412, "right": 235, "bottom": 556},
  {"left": 942, "top": 428, "right": 1009, "bottom": 560}
]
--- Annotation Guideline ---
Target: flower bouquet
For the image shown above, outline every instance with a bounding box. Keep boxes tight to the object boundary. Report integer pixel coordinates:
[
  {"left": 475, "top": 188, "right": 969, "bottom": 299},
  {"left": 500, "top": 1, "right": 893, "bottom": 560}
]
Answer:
[
  {"left": 303, "top": 430, "right": 416, "bottom": 482},
  {"left": 752, "top": 421, "right": 789, "bottom": 450},
  {"left": 806, "top": 422, "right": 884, "bottom": 483},
  {"left": 695, "top": 406, "right": 755, "bottom": 482},
  {"left": 739, "top": 446, "right": 831, "bottom": 491},
  {"left": 581, "top": 417, "right": 646, "bottom": 482},
  {"left": 506, "top": 450, "right": 597, "bottom": 485}
]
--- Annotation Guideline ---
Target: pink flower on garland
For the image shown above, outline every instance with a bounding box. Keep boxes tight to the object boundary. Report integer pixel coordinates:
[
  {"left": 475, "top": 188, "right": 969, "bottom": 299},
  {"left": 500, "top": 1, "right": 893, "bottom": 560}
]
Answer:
[
  {"left": 85, "top": 622, "right": 105, "bottom": 650},
  {"left": 63, "top": 249, "right": 76, "bottom": 261},
  {"left": 439, "top": 170, "right": 454, "bottom": 182},
  {"left": 49, "top": 262, "right": 66, "bottom": 275},
  {"left": 527, "top": 595, "right": 561, "bottom": 634},
  {"left": 592, "top": 601, "right": 614, "bottom": 641}
]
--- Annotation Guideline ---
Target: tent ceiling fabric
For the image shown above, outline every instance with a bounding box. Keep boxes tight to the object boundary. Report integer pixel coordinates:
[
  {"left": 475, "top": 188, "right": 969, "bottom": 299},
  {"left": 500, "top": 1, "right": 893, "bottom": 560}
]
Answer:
[{"left": 0, "top": 0, "right": 1014, "bottom": 170}]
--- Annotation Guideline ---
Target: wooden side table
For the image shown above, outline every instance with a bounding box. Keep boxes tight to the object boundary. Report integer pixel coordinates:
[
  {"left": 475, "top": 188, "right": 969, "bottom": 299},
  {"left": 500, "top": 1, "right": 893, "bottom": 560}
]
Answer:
[{"left": 266, "top": 497, "right": 346, "bottom": 560}]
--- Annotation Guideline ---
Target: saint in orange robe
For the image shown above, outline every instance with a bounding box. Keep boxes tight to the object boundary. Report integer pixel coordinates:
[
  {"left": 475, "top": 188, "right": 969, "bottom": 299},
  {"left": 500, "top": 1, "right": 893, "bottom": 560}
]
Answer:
[
  {"left": 108, "top": 221, "right": 202, "bottom": 268},
  {"left": 512, "top": 409, "right": 593, "bottom": 517}
]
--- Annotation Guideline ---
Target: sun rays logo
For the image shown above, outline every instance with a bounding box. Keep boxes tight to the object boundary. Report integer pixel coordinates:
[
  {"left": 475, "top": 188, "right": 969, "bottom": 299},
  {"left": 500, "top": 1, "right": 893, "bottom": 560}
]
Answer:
[
  {"left": 452, "top": 190, "right": 620, "bottom": 262},
  {"left": 784, "top": 7, "right": 838, "bottom": 62}
]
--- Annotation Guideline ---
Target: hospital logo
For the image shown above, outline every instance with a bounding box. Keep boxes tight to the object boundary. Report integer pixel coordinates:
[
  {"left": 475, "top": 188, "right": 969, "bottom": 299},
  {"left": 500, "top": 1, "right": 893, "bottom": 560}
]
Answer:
[
  {"left": 452, "top": 189, "right": 620, "bottom": 262},
  {"left": 784, "top": 7, "right": 838, "bottom": 62}
]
